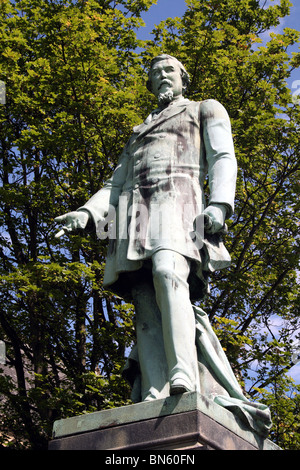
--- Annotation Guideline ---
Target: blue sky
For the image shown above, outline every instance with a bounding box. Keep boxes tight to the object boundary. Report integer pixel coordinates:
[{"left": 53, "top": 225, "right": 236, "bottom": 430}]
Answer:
[{"left": 138, "top": 0, "right": 300, "bottom": 38}]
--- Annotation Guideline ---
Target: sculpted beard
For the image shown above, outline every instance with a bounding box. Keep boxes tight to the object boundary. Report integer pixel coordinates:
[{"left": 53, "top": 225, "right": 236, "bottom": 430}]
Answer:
[{"left": 158, "top": 89, "right": 174, "bottom": 106}]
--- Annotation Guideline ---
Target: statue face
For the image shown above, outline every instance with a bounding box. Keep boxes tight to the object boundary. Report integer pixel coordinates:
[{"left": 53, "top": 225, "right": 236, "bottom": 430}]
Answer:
[{"left": 150, "top": 58, "right": 183, "bottom": 100}]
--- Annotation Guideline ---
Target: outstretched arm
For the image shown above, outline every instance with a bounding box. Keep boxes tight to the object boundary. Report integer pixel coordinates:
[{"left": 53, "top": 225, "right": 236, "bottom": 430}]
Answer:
[
  {"left": 55, "top": 140, "right": 131, "bottom": 238},
  {"left": 54, "top": 210, "right": 90, "bottom": 238}
]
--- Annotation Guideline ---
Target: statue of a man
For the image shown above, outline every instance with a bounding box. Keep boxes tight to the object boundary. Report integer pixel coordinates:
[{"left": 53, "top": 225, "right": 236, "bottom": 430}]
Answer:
[{"left": 55, "top": 55, "right": 271, "bottom": 436}]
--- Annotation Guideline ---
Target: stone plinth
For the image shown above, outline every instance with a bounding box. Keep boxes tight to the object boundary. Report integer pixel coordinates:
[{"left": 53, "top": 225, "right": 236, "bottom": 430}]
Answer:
[{"left": 49, "top": 392, "right": 279, "bottom": 451}]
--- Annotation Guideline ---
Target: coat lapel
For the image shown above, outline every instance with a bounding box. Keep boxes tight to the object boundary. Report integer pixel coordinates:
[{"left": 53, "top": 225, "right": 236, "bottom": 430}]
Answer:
[{"left": 133, "top": 99, "right": 189, "bottom": 140}]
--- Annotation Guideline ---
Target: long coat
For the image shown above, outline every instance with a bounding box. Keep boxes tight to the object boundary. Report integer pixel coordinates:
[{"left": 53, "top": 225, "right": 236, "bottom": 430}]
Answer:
[{"left": 80, "top": 98, "right": 237, "bottom": 300}]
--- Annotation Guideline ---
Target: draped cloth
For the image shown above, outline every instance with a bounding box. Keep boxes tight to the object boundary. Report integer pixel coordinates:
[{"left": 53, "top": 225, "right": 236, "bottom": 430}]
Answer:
[
  {"left": 193, "top": 305, "right": 272, "bottom": 438},
  {"left": 123, "top": 305, "right": 272, "bottom": 438}
]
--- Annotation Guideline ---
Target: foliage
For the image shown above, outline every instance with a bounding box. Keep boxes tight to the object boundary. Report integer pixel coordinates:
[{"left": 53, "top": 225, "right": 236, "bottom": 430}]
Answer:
[
  {"left": 0, "top": 0, "right": 299, "bottom": 449},
  {"left": 0, "top": 0, "right": 151, "bottom": 449},
  {"left": 143, "top": 0, "right": 300, "bottom": 448},
  {"left": 256, "top": 378, "right": 300, "bottom": 449}
]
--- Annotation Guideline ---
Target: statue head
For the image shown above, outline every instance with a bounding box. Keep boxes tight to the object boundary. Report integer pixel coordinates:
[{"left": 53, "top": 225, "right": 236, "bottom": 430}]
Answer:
[{"left": 146, "top": 54, "right": 190, "bottom": 103}]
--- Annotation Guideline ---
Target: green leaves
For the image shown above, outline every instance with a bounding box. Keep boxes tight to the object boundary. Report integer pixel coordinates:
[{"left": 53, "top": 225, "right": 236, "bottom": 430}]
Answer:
[
  {"left": 146, "top": 0, "right": 300, "bottom": 448},
  {"left": 0, "top": 0, "right": 149, "bottom": 449},
  {"left": 0, "top": 0, "right": 299, "bottom": 450}
]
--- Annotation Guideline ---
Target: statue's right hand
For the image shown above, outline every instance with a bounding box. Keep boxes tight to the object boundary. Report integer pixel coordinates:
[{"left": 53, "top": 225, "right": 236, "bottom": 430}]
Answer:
[{"left": 54, "top": 211, "right": 90, "bottom": 238}]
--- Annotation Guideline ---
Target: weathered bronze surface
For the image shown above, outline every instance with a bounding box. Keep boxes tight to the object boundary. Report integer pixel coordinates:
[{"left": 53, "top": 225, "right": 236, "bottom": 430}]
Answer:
[{"left": 55, "top": 55, "right": 272, "bottom": 437}]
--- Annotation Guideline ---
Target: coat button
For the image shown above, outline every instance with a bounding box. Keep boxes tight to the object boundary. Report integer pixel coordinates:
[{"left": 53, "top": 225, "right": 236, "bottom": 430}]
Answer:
[{"left": 154, "top": 153, "right": 161, "bottom": 159}]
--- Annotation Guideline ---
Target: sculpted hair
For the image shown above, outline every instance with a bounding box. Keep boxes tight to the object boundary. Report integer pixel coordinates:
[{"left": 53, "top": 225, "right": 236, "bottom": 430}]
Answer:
[{"left": 147, "top": 54, "right": 191, "bottom": 95}]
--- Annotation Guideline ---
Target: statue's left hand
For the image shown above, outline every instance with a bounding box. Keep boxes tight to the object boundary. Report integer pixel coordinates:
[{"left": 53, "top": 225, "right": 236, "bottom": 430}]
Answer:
[{"left": 202, "top": 204, "right": 227, "bottom": 234}]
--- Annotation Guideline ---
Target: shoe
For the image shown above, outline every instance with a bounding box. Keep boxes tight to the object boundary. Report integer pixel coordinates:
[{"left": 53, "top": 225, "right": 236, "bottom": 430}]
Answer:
[
  {"left": 170, "top": 379, "right": 191, "bottom": 395},
  {"left": 143, "top": 396, "right": 156, "bottom": 402}
]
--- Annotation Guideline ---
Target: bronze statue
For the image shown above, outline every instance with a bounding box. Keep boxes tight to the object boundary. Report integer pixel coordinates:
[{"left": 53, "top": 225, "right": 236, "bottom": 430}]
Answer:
[{"left": 55, "top": 55, "right": 271, "bottom": 437}]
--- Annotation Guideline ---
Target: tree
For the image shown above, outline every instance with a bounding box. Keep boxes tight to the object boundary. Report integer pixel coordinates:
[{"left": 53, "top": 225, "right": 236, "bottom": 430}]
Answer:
[
  {"left": 0, "top": 0, "right": 156, "bottom": 449},
  {"left": 143, "top": 0, "right": 300, "bottom": 449},
  {"left": 0, "top": 0, "right": 299, "bottom": 449}
]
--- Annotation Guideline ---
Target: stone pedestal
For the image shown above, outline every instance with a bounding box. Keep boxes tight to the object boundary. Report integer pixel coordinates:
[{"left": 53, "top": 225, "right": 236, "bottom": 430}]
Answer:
[{"left": 49, "top": 392, "right": 279, "bottom": 451}]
